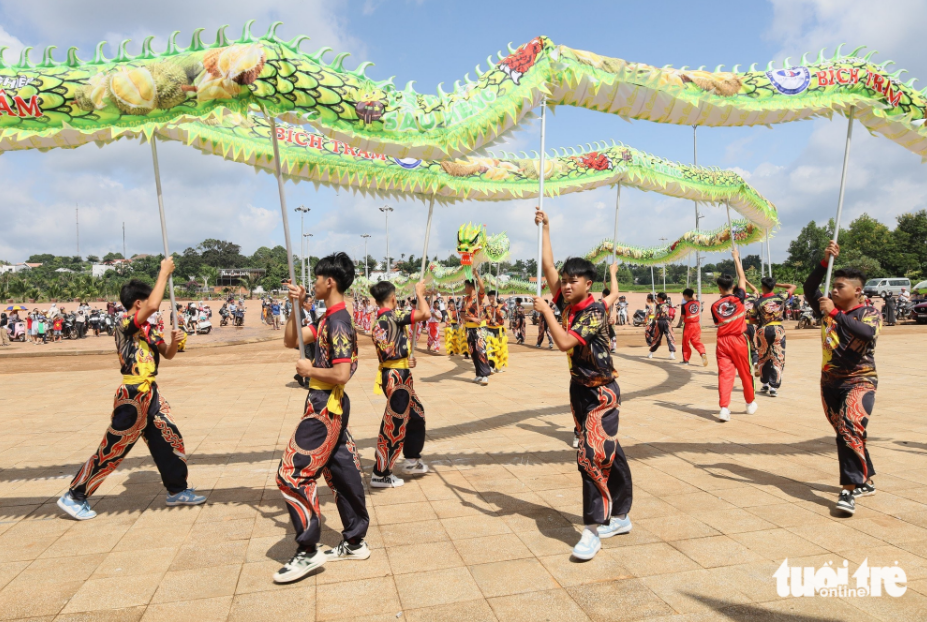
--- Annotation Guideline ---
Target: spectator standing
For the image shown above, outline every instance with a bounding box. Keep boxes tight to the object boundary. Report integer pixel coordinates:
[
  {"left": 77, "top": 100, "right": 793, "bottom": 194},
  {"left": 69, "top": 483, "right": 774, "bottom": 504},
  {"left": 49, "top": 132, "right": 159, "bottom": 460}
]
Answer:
[
  {"left": 0, "top": 312, "right": 9, "bottom": 346},
  {"left": 271, "top": 300, "right": 282, "bottom": 330}
]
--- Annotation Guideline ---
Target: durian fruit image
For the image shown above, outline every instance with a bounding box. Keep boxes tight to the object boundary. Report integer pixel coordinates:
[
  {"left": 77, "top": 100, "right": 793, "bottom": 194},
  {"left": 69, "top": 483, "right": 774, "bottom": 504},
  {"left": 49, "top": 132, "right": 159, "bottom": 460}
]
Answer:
[
  {"left": 151, "top": 62, "right": 191, "bottom": 109},
  {"left": 675, "top": 70, "right": 743, "bottom": 97},
  {"left": 441, "top": 160, "right": 488, "bottom": 177},
  {"left": 203, "top": 44, "right": 266, "bottom": 85},
  {"left": 108, "top": 66, "right": 158, "bottom": 115},
  {"left": 74, "top": 72, "right": 109, "bottom": 111},
  {"left": 73, "top": 62, "right": 194, "bottom": 115}
]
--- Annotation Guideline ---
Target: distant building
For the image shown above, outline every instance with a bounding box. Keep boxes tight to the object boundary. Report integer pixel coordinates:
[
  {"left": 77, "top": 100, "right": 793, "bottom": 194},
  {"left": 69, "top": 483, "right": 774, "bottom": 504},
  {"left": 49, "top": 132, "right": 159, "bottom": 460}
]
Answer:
[
  {"left": 92, "top": 264, "right": 115, "bottom": 278},
  {"left": 0, "top": 263, "right": 35, "bottom": 274}
]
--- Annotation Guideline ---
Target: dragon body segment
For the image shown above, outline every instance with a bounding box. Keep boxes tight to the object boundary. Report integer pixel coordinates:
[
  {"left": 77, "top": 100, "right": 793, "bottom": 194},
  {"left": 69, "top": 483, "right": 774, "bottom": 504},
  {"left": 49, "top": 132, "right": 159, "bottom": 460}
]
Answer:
[
  {"left": 1, "top": 24, "right": 924, "bottom": 158},
  {"left": 158, "top": 112, "right": 778, "bottom": 230}
]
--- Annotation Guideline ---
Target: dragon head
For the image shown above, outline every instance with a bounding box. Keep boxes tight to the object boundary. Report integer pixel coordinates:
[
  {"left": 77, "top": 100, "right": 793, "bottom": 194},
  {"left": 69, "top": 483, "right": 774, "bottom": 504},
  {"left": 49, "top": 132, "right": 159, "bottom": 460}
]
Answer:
[{"left": 457, "top": 222, "right": 485, "bottom": 280}]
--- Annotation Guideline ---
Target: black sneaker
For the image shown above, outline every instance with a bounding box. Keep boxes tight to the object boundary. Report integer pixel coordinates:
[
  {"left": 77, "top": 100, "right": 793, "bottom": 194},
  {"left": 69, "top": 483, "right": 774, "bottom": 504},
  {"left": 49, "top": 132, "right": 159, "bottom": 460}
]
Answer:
[
  {"left": 852, "top": 482, "right": 876, "bottom": 498},
  {"left": 835, "top": 490, "right": 856, "bottom": 515}
]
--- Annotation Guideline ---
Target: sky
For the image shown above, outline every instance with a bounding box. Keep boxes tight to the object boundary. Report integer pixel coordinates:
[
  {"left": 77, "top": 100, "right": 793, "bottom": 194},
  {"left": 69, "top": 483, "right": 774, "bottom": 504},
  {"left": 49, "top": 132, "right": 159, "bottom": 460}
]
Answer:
[{"left": 1, "top": 0, "right": 925, "bottom": 268}]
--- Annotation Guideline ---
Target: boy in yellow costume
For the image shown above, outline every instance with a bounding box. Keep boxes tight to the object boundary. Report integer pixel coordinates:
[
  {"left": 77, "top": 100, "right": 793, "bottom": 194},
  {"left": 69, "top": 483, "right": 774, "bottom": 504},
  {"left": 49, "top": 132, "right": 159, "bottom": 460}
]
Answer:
[{"left": 483, "top": 290, "right": 509, "bottom": 372}]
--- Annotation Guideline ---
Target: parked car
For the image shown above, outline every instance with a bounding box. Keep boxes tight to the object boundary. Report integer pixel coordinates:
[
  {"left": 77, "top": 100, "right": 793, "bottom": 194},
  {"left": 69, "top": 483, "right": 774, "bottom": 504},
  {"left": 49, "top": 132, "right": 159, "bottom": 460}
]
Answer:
[
  {"left": 913, "top": 280, "right": 927, "bottom": 295},
  {"left": 863, "top": 277, "right": 911, "bottom": 298},
  {"left": 913, "top": 299, "right": 927, "bottom": 325}
]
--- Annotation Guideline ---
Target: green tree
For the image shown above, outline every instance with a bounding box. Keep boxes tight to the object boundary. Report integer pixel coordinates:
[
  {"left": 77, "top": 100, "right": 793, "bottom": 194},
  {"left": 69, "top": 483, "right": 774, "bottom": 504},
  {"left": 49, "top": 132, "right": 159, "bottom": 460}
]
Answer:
[{"left": 786, "top": 220, "right": 834, "bottom": 270}]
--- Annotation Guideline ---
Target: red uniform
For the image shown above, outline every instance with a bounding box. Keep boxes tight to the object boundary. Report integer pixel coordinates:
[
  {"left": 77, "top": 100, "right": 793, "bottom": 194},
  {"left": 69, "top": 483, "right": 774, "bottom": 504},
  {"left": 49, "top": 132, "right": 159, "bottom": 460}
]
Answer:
[
  {"left": 679, "top": 299, "right": 706, "bottom": 362},
  {"left": 711, "top": 288, "right": 755, "bottom": 408}
]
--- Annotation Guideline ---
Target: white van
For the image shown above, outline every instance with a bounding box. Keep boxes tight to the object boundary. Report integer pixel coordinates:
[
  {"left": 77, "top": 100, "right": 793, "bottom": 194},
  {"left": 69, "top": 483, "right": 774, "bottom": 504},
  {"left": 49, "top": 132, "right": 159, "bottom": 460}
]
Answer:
[{"left": 863, "top": 278, "right": 912, "bottom": 298}]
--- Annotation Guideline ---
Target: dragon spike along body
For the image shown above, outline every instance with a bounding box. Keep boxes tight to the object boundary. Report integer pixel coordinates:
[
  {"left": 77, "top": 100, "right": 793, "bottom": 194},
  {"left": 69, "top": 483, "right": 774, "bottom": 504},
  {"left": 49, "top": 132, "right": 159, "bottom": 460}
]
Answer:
[
  {"left": 153, "top": 112, "right": 778, "bottom": 230},
  {"left": 1, "top": 24, "right": 925, "bottom": 158},
  {"left": 356, "top": 219, "right": 766, "bottom": 298}
]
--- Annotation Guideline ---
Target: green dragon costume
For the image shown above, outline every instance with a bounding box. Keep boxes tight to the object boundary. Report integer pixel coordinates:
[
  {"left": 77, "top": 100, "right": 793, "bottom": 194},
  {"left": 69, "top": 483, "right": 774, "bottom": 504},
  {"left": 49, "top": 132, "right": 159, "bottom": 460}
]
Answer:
[
  {"left": 1, "top": 24, "right": 924, "bottom": 158},
  {"left": 353, "top": 219, "right": 761, "bottom": 296}
]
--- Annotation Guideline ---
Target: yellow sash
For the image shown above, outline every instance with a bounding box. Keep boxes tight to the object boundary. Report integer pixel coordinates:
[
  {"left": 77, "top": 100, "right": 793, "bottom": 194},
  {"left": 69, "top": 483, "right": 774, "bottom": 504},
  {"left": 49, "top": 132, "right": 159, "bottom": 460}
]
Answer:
[
  {"left": 765, "top": 321, "right": 783, "bottom": 326},
  {"left": 373, "top": 358, "right": 410, "bottom": 395},
  {"left": 464, "top": 321, "right": 484, "bottom": 329},
  {"left": 122, "top": 376, "right": 153, "bottom": 393},
  {"left": 307, "top": 379, "right": 346, "bottom": 415}
]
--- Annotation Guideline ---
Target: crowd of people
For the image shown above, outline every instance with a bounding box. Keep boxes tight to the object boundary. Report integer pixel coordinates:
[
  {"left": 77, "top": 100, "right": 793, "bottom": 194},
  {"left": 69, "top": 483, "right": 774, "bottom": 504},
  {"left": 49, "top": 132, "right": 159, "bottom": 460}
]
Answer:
[{"left": 0, "top": 301, "right": 127, "bottom": 346}]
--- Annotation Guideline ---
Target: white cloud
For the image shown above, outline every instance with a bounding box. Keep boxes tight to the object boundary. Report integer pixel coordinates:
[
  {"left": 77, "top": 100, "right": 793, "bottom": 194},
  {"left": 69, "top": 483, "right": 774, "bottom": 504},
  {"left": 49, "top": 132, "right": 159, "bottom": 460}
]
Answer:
[
  {"left": 766, "top": 0, "right": 927, "bottom": 78},
  {"left": 0, "top": 24, "right": 23, "bottom": 61}
]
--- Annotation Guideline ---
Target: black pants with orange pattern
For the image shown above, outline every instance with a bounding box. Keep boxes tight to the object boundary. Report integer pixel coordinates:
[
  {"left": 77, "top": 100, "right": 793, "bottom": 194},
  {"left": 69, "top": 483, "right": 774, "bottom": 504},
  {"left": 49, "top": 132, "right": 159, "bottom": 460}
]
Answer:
[
  {"left": 822, "top": 379, "right": 877, "bottom": 486},
  {"left": 374, "top": 368, "right": 426, "bottom": 477},
  {"left": 69, "top": 383, "right": 188, "bottom": 501},
  {"left": 466, "top": 327, "right": 492, "bottom": 378},
  {"left": 276, "top": 390, "right": 369, "bottom": 552},
  {"left": 569, "top": 380, "right": 633, "bottom": 525}
]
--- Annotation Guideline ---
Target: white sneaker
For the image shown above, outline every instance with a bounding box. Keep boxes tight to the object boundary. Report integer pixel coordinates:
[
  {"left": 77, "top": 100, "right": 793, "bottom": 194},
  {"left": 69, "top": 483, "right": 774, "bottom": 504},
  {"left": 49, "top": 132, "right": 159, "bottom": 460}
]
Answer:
[
  {"left": 472, "top": 376, "right": 482, "bottom": 383},
  {"left": 701, "top": 353, "right": 709, "bottom": 367},
  {"left": 669, "top": 353, "right": 676, "bottom": 360},
  {"left": 746, "top": 401, "right": 758, "bottom": 415},
  {"left": 768, "top": 388, "right": 778, "bottom": 397},
  {"left": 478, "top": 377, "right": 489, "bottom": 386},
  {"left": 324, "top": 539, "right": 371, "bottom": 562},
  {"left": 273, "top": 548, "right": 326, "bottom": 583},
  {"left": 572, "top": 528, "right": 601, "bottom": 560},
  {"left": 647, "top": 352, "right": 654, "bottom": 359},
  {"left": 718, "top": 407, "right": 731, "bottom": 422},
  {"left": 370, "top": 474, "right": 405, "bottom": 488},
  {"left": 403, "top": 459, "right": 429, "bottom": 475}
]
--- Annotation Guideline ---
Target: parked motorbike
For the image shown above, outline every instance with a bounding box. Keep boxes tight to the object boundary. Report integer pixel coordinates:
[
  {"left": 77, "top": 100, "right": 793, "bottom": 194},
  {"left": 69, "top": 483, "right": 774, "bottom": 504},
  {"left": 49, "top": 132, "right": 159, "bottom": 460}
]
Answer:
[
  {"left": 797, "top": 305, "right": 817, "bottom": 329},
  {"left": 233, "top": 308, "right": 245, "bottom": 327},
  {"left": 88, "top": 310, "right": 103, "bottom": 336},
  {"left": 7, "top": 321, "right": 26, "bottom": 342},
  {"left": 219, "top": 309, "right": 229, "bottom": 327},
  {"left": 62, "top": 313, "right": 80, "bottom": 340},
  {"left": 102, "top": 313, "right": 115, "bottom": 336},
  {"left": 632, "top": 309, "right": 647, "bottom": 327}
]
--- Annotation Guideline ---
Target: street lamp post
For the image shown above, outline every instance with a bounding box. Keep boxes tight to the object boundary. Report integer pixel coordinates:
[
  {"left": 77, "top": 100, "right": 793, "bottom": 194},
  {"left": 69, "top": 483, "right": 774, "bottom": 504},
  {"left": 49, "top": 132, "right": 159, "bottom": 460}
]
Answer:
[
  {"left": 295, "top": 206, "right": 310, "bottom": 288},
  {"left": 303, "top": 233, "right": 313, "bottom": 287},
  {"left": 379, "top": 206, "right": 394, "bottom": 277},
  {"left": 360, "top": 234, "right": 371, "bottom": 281}
]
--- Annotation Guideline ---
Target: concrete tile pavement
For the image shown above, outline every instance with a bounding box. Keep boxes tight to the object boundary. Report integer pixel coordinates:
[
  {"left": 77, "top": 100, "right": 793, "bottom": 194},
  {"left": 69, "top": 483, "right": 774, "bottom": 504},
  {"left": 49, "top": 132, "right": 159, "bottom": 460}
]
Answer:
[{"left": 0, "top": 322, "right": 925, "bottom": 620}]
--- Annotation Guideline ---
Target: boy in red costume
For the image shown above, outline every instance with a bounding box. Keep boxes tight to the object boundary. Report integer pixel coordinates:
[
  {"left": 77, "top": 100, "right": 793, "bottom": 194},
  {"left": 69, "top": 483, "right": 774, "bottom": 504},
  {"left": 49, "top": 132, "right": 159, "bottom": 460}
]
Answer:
[
  {"left": 710, "top": 248, "right": 758, "bottom": 422},
  {"left": 676, "top": 288, "right": 707, "bottom": 366}
]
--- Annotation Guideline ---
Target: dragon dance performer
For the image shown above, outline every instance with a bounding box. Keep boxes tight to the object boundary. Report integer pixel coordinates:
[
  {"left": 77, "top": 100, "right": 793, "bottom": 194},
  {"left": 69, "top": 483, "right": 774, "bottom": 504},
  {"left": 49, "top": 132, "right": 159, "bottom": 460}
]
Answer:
[
  {"left": 275, "top": 253, "right": 370, "bottom": 584},
  {"left": 804, "top": 241, "right": 881, "bottom": 516},
  {"left": 443, "top": 297, "right": 466, "bottom": 355},
  {"left": 511, "top": 298, "right": 527, "bottom": 344},
  {"left": 426, "top": 299, "right": 442, "bottom": 353},
  {"left": 676, "top": 288, "right": 708, "bottom": 366},
  {"left": 58, "top": 258, "right": 206, "bottom": 522},
  {"left": 647, "top": 292, "right": 676, "bottom": 360},
  {"left": 369, "top": 280, "right": 431, "bottom": 488},
  {"left": 710, "top": 247, "right": 758, "bottom": 422},
  {"left": 751, "top": 278, "right": 797, "bottom": 397},
  {"left": 463, "top": 272, "right": 492, "bottom": 385},
  {"left": 533, "top": 208, "right": 631, "bottom": 561},
  {"left": 743, "top": 287, "right": 760, "bottom": 374},
  {"left": 483, "top": 290, "right": 509, "bottom": 373},
  {"left": 643, "top": 295, "right": 657, "bottom": 349},
  {"left": 536, "top": 302, "right": 554, "bottom": 349},
  {"left": 602, "top": 288, "right": 617, "bottom": 353}
]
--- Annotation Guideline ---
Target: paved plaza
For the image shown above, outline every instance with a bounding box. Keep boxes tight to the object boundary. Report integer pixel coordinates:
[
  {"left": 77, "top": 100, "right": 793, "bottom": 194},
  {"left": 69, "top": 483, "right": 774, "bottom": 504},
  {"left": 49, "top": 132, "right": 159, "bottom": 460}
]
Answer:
[{"left": 1, "top": 322, "right": 926, "bottom": 621}]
